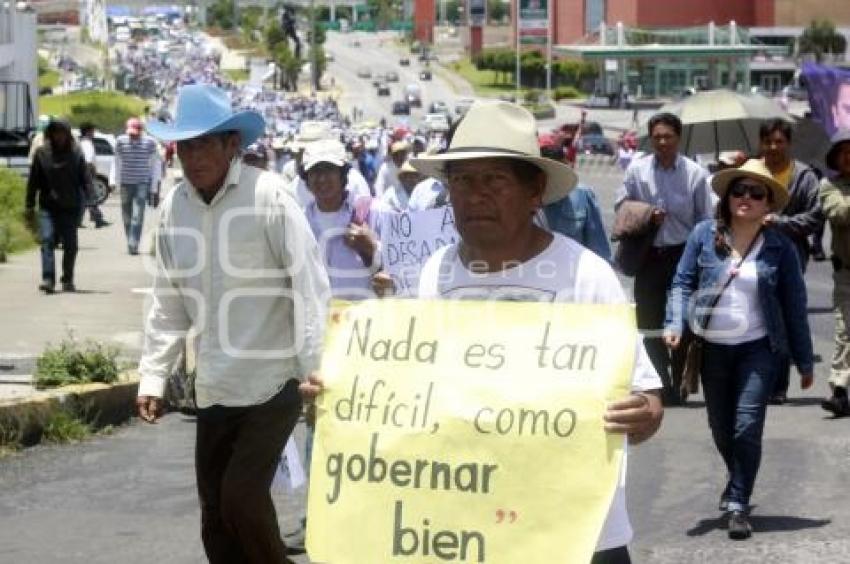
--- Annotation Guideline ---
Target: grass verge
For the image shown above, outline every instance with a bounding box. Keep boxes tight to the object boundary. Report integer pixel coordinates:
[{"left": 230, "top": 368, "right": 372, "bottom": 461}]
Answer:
[
  {"left": 223, "top": 68, "right": 250, "bottom": 83},
  {"left": 0, "top": 167, "right": 37, "bottom": 261},
  {"left": 445, "top": 57, "right": 530, "bottom": 98}
]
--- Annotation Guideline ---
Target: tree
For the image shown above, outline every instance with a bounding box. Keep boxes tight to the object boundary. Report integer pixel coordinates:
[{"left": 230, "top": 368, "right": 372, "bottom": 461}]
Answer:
[
  {"left": 208, "top": 0, "right": 235, "bottom": 30},
  {"left": 799, "top": 20, "right": 847, "bottom": 63},
  {"left": 487, "top": 0, "right": 507, "bottom": 24}
]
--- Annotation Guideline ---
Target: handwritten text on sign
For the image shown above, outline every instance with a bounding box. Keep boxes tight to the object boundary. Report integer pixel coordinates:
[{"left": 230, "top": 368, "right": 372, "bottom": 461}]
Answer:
[
  {"left": 306, "top": 300, "right": 635, "bottom": 563},
  {"left": 380, "top": 207, "right": 458, "bottom": 296}
]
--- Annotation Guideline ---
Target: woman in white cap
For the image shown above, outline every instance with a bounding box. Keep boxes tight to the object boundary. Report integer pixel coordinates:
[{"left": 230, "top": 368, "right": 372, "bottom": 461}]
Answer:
[
  {"left": 303, "top": 101, "right": 664, "bottom": 564},
  {"left": 664, "top": 159, "right": 813, "bottom": 540}
]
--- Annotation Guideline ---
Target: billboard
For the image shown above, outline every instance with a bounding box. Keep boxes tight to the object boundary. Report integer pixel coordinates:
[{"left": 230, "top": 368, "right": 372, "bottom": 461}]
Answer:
[
  {"left": 519, "top": 0, "right": 548, "bottom": 45},
  {"left": 469, "top": 0, "right": 486, "bottom": 26}
]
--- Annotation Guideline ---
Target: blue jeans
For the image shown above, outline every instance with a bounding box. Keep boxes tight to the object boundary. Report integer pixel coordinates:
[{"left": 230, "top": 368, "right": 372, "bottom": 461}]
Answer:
[
  {"left": 120, "top": 183, "right": 148, "bottom": 252},
  {"left": 39, "top": 209, "right": 78, "bottom": 284},
  {"left": 701, "top": 337, "right": 778, "bottom": 512}
]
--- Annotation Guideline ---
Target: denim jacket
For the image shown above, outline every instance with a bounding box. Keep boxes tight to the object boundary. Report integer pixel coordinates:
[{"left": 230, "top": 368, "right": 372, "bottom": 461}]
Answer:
[
  {"left": 543, "top": 185, "right": 612, "bottom": 262},
  {"left": 664, "top": 219, "right": 814, "bottom": 375}
]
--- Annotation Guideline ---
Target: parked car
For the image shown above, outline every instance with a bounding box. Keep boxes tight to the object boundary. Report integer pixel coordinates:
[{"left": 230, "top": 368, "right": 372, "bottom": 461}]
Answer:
[
  {"left": 399, "top": 57, "right": 410, "bottom": 66},
  {"left": 385, "top": 71, "right": 399, "bottom": 82},
  {"left": 377, "top": 83, "right": 391, "bottom": 96},
  {"left": 357, "top": 67, "right": 372, "bottom": 79},
  {"left": 419, "top": 69, "right": 432, "bottom": 81},
  {"left": 455, "top": 98, "right": 475, "bottom": 116},
  {"left": 72, "top": 130, "right": 116, "bottom": 204},
  {"left": 392, "top": 100, "right": 411, "bottom": 115},
  {"left": 576, "top": 133, "right": 615, "bottom": 156},
  {"left": 422, "top": 113, "right": 450, "bottom": 132}
]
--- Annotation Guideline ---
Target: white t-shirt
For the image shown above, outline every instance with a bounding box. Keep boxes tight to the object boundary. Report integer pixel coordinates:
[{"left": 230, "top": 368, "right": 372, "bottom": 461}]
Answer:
[
  {"left": 418, "top": 233, "right": 662, "bottom": 552},
  {"left": 79, "top": 138, "right": 96, "bottom": 165},
  {"left": 706, "top": 236, "right": 767, "bottom": 345}
]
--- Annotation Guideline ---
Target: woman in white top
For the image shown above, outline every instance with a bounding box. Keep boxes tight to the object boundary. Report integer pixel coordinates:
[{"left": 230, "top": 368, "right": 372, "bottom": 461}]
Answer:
[{"left": 664, "top": 159, "right": 814, "bottom": 540}]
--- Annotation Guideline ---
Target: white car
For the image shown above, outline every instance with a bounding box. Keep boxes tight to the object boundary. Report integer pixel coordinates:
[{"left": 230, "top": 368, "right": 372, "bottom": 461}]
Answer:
[
  {"left": 115, "top": 26, "right": 131, "bottom": 43},
  {"left": 422, "top": 113, "right": 450, "bottom": 132},
  {"left": 73, "top": 130, "right": 116, "bottom": 204}
]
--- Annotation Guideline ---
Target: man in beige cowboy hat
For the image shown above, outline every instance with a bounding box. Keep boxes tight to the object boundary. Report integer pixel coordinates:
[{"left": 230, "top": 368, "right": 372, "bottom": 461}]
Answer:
[{"left": 301, "top": 101, "right": 663, "bottom": 563}]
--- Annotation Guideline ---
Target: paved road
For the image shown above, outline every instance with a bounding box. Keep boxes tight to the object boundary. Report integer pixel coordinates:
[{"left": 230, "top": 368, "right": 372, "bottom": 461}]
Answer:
[{"left": 1, "top": 169, "right": 847, "bottom": 563}]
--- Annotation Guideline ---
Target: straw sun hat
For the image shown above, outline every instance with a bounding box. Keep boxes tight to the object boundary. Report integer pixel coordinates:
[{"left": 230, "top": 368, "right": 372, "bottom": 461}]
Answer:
[{"left": 711, "top": 158, "right": 789, "bottom": 212}]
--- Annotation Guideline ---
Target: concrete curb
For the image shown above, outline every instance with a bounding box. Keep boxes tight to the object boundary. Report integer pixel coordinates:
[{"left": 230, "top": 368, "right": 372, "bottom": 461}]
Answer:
[{"left": 0, "top": 371, "right": 139, "bottom": 446}]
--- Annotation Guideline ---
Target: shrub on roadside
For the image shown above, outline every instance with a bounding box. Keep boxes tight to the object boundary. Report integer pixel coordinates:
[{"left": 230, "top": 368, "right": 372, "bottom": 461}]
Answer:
[
  {"left": 553, "top": 86, "right": 582, "bottom": 101},
  {"left": 0, "top": 167, "right": 36, "bottom": 261},
  {"left": 35, "top": 335, "right": 120, "bottom": 389}
]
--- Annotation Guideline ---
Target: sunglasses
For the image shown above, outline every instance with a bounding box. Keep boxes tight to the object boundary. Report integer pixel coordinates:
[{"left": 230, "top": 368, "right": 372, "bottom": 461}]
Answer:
[{"left": 729, "top": 183, "right": 768, "bottom": 201}]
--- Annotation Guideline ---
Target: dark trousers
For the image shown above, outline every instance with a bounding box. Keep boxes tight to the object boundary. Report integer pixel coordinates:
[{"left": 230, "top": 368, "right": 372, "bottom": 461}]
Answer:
[
  {"left": 701, "top": 337, "right": 778, "bottom": 510},
  {"left": 39, "top": 209, "right": 78, "bottom": 284},
  {"left": 591, "top": 546, "right": 631, "bottom": 564},
  {"left": 634, "top": 244, "right": 690, "bottom": 402},
  {"left": 196, "top": 380, "right": 302, "bottom": 564}
]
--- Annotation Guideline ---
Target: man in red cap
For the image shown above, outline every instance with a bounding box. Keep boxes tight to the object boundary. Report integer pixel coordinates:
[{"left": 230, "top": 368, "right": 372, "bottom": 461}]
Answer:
[{"left": 111, "top": 117, "right": 158, "bottom": 254}]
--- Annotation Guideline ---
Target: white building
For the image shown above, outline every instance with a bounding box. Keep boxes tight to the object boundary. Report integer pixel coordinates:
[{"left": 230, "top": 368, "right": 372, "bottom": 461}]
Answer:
[
  {"left": 80, "top": 0, "right": 108, "bottom": 45},
  {"left": 0, "top": 5, "right": 38, "bottom": 129}
]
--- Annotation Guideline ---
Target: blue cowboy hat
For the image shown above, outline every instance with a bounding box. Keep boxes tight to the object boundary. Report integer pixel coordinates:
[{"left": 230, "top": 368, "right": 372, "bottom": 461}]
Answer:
[{"left": 145, "top": 84, "right": 265, "bottom": 149}]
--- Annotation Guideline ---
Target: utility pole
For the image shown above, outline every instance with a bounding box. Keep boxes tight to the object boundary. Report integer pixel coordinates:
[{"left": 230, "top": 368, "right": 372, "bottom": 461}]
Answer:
[
  {"left": 232, "top": 0, "right": 239, "bottom": 29},
  {"left": 309, "top": 0, "right": 317, "bottom": 95}
]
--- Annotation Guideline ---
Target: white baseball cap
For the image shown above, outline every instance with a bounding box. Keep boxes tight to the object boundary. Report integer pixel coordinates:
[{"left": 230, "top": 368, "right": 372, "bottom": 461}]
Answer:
[{"left": 303, "top": 139, "right": 347, "bottom": 171}]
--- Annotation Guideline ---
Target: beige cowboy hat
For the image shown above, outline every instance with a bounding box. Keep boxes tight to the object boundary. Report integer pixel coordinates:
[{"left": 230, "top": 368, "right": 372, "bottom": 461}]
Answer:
[
  {"left": 711, "top": 158, "right": 789, "bottom": 212},
  {"left": 287, "top": 121, "right": 332, "bottom": 151},
  {"left": 410, "top": 100, "right": 577, "bottom": 204}
]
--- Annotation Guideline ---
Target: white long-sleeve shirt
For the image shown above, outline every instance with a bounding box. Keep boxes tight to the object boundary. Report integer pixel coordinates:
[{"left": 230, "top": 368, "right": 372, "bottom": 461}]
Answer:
[
  {"left": 138, "top": 160, "right": 331, "bottom": 408},
  {"left": 373, "top": 160, "right": 401, "bottom": 198}
]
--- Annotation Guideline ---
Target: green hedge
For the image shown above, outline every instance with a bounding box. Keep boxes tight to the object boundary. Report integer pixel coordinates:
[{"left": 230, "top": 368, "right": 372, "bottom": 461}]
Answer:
[
  {"left": 39, "top": 92, "right": 148, "bottom": 135},
  {"left": 553, "top": 86, "right": 582, "bottom": 101},
  {"left": 0, "top": 168, "right": 36, "bottom": 261}
]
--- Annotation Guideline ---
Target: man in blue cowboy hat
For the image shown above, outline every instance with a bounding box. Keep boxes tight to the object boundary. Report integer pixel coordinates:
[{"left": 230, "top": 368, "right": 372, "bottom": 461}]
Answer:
[{"left": 136, "top": 84, "right": 330, "bottom": 563}]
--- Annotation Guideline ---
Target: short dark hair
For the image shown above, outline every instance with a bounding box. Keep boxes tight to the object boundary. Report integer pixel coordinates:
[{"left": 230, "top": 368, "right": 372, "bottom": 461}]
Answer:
[
  {"left": 759, "top": 119, "right": 792, "bottom": 142},
  {"left": 79, "top": 122, "right": 95, "bottom": 136},
  {"left": 648, "top": 112, "right": 682, "bottom": 137}
]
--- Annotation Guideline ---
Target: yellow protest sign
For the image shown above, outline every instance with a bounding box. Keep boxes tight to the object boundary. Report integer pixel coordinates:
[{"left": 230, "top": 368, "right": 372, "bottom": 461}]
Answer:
[{"left": 307, "top": 299, "right": 635, "bottom": 564}]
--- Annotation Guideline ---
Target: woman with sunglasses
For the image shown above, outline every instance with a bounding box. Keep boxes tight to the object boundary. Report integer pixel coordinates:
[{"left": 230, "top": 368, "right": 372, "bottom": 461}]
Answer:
[{"left": 662, "top": 159, "right": 814, "bottom": 540}]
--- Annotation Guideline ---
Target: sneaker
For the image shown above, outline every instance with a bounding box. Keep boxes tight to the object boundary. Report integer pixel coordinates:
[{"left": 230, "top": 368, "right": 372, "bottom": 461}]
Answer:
[
  {"left": 812, "top": 249, "right": 827, "bottom": 262},
  {"left": 61, "top": 282, "right": 76, "bottom": 292},
  {"left": 728, "top": 510, "right": 752, "bottom": 540},
  {"left": 821, "top": 395, "right": 850, "bottom": 417},
  {"left": 38, "top": 281, "right": 55, "bottom": 294},
  {"left": 128, "top": 247, "right": 139, "bottom": 255},
  {"left": 94, "top": 221, "right": 111, "bottom": 228}
]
